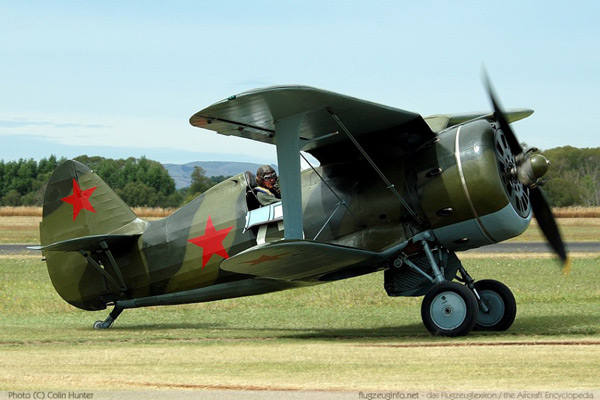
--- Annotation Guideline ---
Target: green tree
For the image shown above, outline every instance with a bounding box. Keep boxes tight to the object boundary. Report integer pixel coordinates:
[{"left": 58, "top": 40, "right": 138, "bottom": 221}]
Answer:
[
  {"left": 1, "top": 189, "right": 21, "bottom": 206},
  {"left": 542, "top": 176, "right": 580, "bottom": 207},
  {"left": 73, "top": 155, "right": 178, "bottom": 208},
  {"left": 117, "top": 182, "right": 157, "bottom": 207},
  {"left": 0, "top": 160, "right": 5, "bottom": 198},
  {"left": 542, "top": 147, "right": 600, "bottom": 207},
  {"left": 188, "top": 167, "right": 212, "bottom": 193}
]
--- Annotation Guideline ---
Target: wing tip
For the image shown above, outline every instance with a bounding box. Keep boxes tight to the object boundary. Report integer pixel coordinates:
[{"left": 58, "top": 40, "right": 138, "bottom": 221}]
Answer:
[{"left": 561, "top": 257, "right": 572, "bottom": 275}]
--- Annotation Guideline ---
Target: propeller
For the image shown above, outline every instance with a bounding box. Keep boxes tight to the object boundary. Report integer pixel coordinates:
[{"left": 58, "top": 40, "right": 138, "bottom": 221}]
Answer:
[{"left": 483, "top": 71, "right": 570, "bottom": 274}]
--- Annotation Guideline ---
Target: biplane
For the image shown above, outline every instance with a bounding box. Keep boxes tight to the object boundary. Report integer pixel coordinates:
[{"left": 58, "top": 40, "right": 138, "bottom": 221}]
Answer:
[{"left": 34, "top": 77, "right": 567, "bottom": 336}]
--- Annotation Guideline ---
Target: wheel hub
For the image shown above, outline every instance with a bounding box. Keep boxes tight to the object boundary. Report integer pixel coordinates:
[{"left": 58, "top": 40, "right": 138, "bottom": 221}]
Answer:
[
  {"left": 430, "top": 291, "right": 467, "bottom": 330},
  {"left": 477, "top": 290, "right": 505, "bottom": 326}
]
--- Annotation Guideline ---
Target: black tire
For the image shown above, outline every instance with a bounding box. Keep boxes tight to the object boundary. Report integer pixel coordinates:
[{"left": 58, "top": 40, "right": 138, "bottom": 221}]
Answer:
[
  {"left": 473, "top": 279, "right": 516, "bottom": 331},
  {"left": 93, "top": 320, "right": 105, "bottom": 330},
  {"left": 421, "top": 281, "right": 479, "bottom": 337}
]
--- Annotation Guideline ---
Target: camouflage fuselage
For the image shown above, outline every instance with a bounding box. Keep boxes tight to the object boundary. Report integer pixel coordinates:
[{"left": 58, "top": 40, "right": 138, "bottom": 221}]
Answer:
[{"left": 41, "top": 119, "right": 531, "bottom": 311}]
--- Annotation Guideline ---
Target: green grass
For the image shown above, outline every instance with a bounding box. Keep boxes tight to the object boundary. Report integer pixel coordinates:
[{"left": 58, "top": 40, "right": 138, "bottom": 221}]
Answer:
[
  {"left": 2, "top": 256, "right": 599, "bottom": 341},
  {"left": 1, "top": 256, "right": 599, "bottom": 390}
]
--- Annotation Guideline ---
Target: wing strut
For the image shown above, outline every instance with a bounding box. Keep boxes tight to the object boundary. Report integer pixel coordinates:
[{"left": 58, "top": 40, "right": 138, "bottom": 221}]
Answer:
[
  {"left": 275, "top": 114, "right": 304, "bottom": 239},
  {"left": 326, "top": 107, "right": 424, "bottom": 226}
]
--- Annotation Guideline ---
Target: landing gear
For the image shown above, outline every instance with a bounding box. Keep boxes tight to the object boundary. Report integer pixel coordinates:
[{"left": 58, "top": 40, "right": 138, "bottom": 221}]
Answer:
[
  {"left": 420, "top": 278, "right": 516, "bottom": 336},
  {"left": 473, "top": 279, "right": 516, "bottom": 331},
  {"left": 389, "top": 233, "right": 517, "bottom": 336},
  {"left": 93, "top": 306, "right": 123, "bottom": 330},
  {"left": 421, "top": 281, "right": 479, "bottom": 337}
]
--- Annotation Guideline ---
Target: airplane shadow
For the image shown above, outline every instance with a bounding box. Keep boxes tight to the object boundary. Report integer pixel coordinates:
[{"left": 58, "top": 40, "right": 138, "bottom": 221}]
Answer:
[
  {"left": 111, "top": 313, "right": 598, "bottom": 340},
  {"left": 113, "top": 322, "right": 225, "bottom": 331},
  {"left": 113, "top": 322, "right": 428, "bottom": 339}
]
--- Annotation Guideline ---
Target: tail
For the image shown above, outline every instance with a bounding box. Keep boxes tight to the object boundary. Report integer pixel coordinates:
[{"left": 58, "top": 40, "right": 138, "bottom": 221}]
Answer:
[
  {"left": 40, "top": 160, "right": 143, "bottom": 245},
  {"left": 40, "top": 160, "right": 146, "bottom": 310}
]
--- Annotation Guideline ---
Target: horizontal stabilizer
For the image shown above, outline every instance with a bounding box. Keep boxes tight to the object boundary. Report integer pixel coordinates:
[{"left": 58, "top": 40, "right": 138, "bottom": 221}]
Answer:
[
  {"left": 220, "top": 240, "right": 387, "bottom": 281},
  {"left": 31, "top": 234, "right": 140, "bottom": 252}
]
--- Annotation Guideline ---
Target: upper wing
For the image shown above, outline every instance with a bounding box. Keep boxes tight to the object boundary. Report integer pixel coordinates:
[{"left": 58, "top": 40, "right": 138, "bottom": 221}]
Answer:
[
  {"left": 424, "top": 109, "right": 534, "bottom": 133},
  {"left": 190, "top": 85, "right": 435, "bottom": 164}
]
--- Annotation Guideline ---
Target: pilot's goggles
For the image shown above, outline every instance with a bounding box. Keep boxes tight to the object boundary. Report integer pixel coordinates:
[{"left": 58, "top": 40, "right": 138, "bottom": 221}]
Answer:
[{"left": 262, "top": 173, "right": 277, "bottom": 181}]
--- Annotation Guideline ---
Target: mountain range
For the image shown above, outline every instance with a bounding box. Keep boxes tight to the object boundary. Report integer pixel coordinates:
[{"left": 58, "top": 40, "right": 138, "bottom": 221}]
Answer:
[{"left": 163, "top": 161, "right": 274, "bottom": 189}]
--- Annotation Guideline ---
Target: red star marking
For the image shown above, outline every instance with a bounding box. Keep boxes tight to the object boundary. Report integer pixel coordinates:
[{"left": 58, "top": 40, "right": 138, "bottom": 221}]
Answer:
[
  {"left": 243, "top": 253, "right": 289, "bottom": 266},
  {"left": 188, "top": 216, "right": 234, "bottom": 268},
  {"left": 61, "top": 178, "right": 97, "bottom": 221}
]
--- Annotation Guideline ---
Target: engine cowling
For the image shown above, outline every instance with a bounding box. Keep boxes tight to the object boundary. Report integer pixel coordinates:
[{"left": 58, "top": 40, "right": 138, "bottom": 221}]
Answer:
[{"left": 412, "top": 119, "right": 531, "bottom": 251}]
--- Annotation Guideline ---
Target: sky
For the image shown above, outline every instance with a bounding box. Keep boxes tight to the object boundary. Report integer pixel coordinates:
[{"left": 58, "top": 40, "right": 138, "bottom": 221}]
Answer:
[{"left": 1, "top": 1, "right": 598, "bottom": 166}]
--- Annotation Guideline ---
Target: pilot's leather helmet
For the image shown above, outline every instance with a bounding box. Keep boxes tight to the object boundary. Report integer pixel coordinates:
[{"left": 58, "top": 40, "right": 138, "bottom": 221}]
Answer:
[{"left": 256, "top": 165, "right": 277, "bottom": 187}]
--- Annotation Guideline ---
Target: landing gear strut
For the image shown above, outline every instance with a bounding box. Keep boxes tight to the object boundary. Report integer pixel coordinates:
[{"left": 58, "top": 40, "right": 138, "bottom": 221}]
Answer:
[{"left": 93, "top": 306, "right": 123, "bottom": 330}]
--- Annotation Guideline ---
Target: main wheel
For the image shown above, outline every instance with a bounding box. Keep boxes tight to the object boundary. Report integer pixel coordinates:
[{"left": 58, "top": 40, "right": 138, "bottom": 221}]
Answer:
[
  {"left": 421, "top": 281, "right": 479, "bottom": 337},
  {"left": 474, "top": 279, "right": 516, "bottom": 331}
]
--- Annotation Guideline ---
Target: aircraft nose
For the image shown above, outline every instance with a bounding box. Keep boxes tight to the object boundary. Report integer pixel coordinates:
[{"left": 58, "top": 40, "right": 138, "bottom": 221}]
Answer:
[
  {"left": 530, "top": 153, "right": 550, "bottom": 179},
  {"left": 515, "top": 151, "right": 550, "bottom": 188}
]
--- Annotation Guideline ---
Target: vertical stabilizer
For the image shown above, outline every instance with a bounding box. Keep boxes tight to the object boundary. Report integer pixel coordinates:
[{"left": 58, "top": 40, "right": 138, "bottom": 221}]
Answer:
[{"left": 40, "top": 160, "right": 140, "bottom": 245}]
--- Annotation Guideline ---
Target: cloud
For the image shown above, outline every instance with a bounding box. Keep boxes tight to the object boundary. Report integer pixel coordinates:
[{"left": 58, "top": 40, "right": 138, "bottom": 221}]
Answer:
[
  {"left": 0, "top": 119, "right": 49, "bottom": 128},
  {"left": 0, "top": 118, "right": 109, "bottom": 130}
]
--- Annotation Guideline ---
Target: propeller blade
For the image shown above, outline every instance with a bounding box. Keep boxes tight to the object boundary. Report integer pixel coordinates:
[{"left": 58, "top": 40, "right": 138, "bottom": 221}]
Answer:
[
  {"left": 529, "top": 187, "right": 570, "bottom": 273},
  {"left": 481, "top": 71, "right": 568, "bottom": 273},
  {"left": 482, "top": 71, "right": 524, "bottom": 156}
]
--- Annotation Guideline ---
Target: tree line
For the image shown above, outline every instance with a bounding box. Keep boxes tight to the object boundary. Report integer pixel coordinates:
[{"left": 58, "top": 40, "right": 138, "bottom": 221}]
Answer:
[
  {"left": 541, "top": 146, "right": 600, "bottom": 207},
  {"left": 0, "top": 156, "right": 227, "bottom": 208},
  {"left": 0, "top": 147, "right": 598, "bottom": 208}
]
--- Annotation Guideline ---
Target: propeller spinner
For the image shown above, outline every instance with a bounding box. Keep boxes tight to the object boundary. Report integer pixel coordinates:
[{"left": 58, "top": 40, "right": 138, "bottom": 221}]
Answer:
[{"left": 483, "top": 72, "right": 570, "bottom": 274}]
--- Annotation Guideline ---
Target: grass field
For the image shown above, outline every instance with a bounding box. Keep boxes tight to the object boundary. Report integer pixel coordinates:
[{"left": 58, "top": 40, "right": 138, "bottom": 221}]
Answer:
[
  {"left": 1, "top": 215, "right": 600, "bottom": 245},
  {"left": 1, "top": 253, "right": 599, "bottom": 391},
  {"left": 507, "top": 218, "right": 600, "bottom": 243}
]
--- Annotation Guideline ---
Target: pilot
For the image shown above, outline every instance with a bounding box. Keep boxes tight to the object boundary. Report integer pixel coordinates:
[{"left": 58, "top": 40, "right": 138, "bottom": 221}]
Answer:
[{"left": 255, "top": 165, "right": 281, "bottom": 206}]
